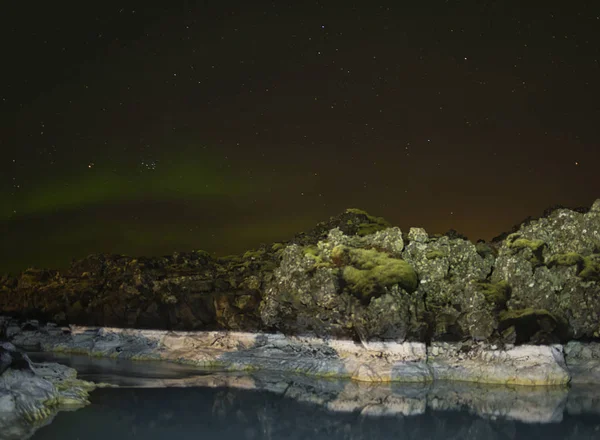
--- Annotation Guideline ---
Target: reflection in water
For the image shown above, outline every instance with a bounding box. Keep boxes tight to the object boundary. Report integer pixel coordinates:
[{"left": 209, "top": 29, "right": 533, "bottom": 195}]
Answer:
[
  {"left": 27, "top": 351, "right": 219, "bottom": 386},
  {"left": 28, "top": 352, "right": 600, "bottom": 440}
]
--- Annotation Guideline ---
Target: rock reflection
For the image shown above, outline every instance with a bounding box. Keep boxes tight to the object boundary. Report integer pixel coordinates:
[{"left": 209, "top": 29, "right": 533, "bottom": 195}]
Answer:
[
  {"left": 26, "top": 352, "right": 600, "bottom": 440},
  {"left": 165, "top": 372, "right": 570, "bottom": 423},
  {"left": 31, "top": 383, "right": 600, "bottom": 440}
]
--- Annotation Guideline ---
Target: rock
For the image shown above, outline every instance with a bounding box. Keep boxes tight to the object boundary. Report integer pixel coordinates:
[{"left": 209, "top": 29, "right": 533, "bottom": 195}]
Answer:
[
  {"left": 401, "top": 231, "right": 495, "bottom": 341},
  {"left": 6, "top": 324, "right": 587, "bottom": 385},
  {"left": 491, "top": 203, "right": 591, "bottom": 244},
  {"left": 498, "top": 308, "right": 569, "bottom": 344},
  {"left": 289, "top": 208, "right": 393, "bottom": 247},
  {"left": 491, "top": 203, "right": 600, "bottom": 340},
  {"left": 427, "top": 342, "right": 570, "bottom": 386},
  {"left": 564, "top": 341, "right": 600, "bottom": 384},
  {"left": 259, "top": 234, "right": 424, "bottom": 341},
  {"left": 443, "top": 228, "right": 469, "bottom": 241},
  {"left": 0, "top": 342, "right": 96, "bottom": 439},
  {"left": 21, "top": 320, "right": 39, "bottom": 331}
]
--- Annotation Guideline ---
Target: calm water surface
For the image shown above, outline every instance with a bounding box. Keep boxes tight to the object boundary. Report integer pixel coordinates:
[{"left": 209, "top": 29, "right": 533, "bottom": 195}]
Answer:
[{"left": 28, "top": 352, "right": 600, "bottom": 440}]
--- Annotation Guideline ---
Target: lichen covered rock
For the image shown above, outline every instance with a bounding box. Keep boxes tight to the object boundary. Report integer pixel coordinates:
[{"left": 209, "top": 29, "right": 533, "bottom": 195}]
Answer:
[
  {"left": 491, "top": 203, "right": 600, "bottom": 339},
  {"left": 259, "top": 240, "right": 423, "bottom": 341},
  {"left": 401, "top": 230, "right": 496, "bottom": 341}
]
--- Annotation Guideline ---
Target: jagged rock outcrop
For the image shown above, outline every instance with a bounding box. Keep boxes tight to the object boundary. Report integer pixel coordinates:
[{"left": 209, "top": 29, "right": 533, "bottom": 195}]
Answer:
[
  {"left": 0, "top": 249, "right": 272, "bottom": 332},
  {"left": 0, "top": 200, "right": 599, "bottom": 349},
  {"left": 402, "top": 227, "right": 496, "bottom": 341},
  {"left": 259, "top": 227, "right": 425, "bottom": 342},
  {"left": 491, "top": 199, "right": 600, "bottom": 341}
]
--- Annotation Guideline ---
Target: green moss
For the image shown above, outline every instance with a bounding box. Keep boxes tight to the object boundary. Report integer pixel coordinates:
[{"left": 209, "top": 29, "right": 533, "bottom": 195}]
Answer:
[
  {"left": 579, "top": 255, "right": 600, "bottom": 281},
  {"left": 220, "top": 254, "right": 239, "bottom": 261},
  {"left": 547, "top": 252, "right": 584, "bottom": 267},
  {"left": 357, "top": 222, "right": 389, "bottom": 236},
  {"left": 499, "top": 308, "right": 554, "bottom": 321},
  {"left": 506, "top": 234, "right": 545, "bottom": 252},
  {"left": 271, "top": 243, "right": 285, "bottom": 252},
  {"left": 334, "top": 245, "right": 417, "bottom": 300},
  {"left": 243, "top": 249, "right": 265, "bottom": 260},
  {"left": 303, "top": 245, "right": 332, "bottom": 269},
  {"left": 425, "top": 250, "right": 445, "bottom": 260},
  {"left": 345, "top": 208, "right": 391, "bottom": 236},
  {"left": 304, "top": 245, "right": 319, "bottom": 256},
  {"left": 546, "top": 252, "right": 600, "bottom": 281},
  {"left": 475, "top": 280, "right": 510, "bottom": 308},
  {"left": 505, "top": 233, "right": 546, "bottom": 266},
  {"left": 475, "top": 242, "right": 495, "bottom": 259}
]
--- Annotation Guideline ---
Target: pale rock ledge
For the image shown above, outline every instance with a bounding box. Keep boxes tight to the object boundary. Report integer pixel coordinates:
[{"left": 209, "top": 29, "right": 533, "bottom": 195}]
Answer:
[{"left": 9, "top": 323, "right": 573, "bottom": 386}]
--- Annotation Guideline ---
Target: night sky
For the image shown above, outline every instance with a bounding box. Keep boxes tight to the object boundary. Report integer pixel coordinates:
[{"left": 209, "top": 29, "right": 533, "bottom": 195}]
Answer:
[{"left": 2, "top": 1, "right": 599, "bottom": 274}]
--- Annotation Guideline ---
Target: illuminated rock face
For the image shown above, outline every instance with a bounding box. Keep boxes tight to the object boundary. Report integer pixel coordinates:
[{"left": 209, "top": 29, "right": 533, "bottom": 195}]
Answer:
[
  {"left": 427, "top": 342, "right": 569, "bottom": 385},
  {"left": 5, "top": 324, "right": 575, "bottom": 385}
]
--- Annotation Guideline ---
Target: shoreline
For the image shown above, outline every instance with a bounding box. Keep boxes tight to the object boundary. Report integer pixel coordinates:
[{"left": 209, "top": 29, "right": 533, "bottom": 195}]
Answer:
[{"left": 9, "top": 321, "right": 600, "bottom": 386}]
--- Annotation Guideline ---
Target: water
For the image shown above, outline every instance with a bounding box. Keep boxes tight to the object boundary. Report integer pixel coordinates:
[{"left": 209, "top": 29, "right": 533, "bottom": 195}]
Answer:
[{"left": 28, "top": 353, "right": 600, "bottom": 440}]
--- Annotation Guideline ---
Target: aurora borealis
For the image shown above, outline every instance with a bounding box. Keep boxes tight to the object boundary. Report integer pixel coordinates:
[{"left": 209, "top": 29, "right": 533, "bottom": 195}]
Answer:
[{"left": 2, "top": 1, "right": 599, "bottom": 274}]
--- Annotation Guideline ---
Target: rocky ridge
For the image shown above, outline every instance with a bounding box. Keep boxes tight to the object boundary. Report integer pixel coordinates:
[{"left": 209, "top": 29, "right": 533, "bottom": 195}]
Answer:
[{"left": 1, "top": 199, "right": 599, "bottom": 384}]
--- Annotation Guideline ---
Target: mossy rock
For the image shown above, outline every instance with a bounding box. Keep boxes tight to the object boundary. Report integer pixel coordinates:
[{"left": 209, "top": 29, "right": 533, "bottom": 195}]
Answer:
[
  {"left": 579, "top": 255, "right": 600, "bottom": 281},
  {"left": 505, "top": 233, "right": 546, "bottom": 266},
  {"left": 430, "top": 307, "right": 463, "bottom": 341},
  {"left": 303, "top": 245, "right": 333, "bottom": 270},
  {"left": 304, "top": 245, "right": 319, "bottom": 257},
  {"left": 345, "top": 208, "right": 391, "bottom": 236},
  {"left": 498, "top": 308, "right": 569, "bottom": 344},
  {"left": 271, "top": 243, "right": 285, "bottom": 252},
  {"left": 506, "top": 235, "right": 545, "bottom": 251},
  {"left": 547, "top": 252, "right": 600, "bottom": 281},
  {"left": 546, "top": 252, "right": 584, "bottom": 267},
  {"left": 333, "top": 245, "right": 417, "bottom": 302},
  {"left": 218, "top": 255, "right": 241, "bottom": 262},
  {"left": 475, "top": 280, "right": 511, "bottom": 309},
  {"left": 475, "top": 241, "right": 496, "bottom": 259},
  {"left": 425, "top": 250, "right": 445, "bottom": 260},
  {"left": 242, "top": 249, "right": 265, "bottom": 260},
  {"left": 356, "top": 223, "right": 389, "bottom": 236}
]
